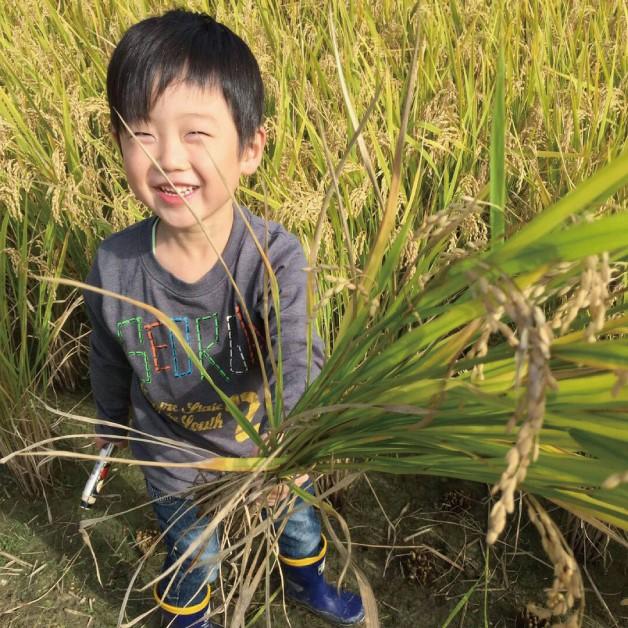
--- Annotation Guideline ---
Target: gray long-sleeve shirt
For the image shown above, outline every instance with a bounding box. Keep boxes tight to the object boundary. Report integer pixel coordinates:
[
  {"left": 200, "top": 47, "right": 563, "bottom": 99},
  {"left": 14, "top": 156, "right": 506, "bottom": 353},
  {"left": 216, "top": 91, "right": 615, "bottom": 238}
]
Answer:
[{"left": 84, "top": 205, "right": 324, "bottom": 493}]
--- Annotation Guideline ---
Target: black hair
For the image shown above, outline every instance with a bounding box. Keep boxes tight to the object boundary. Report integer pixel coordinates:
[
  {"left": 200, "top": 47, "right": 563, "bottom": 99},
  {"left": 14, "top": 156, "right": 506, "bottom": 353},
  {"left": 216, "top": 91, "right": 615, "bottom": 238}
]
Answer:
[{"left": 106, "top": 9, "right": 264, "bottom": 152}]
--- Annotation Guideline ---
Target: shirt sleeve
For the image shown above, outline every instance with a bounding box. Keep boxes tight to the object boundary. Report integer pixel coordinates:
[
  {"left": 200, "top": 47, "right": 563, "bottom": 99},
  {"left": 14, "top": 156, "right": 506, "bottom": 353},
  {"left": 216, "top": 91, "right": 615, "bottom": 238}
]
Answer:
[
  {"left": 255, "top": 233, "right": 326, "bottom": 432},
  {"left": 83, "top": 254, "right": 133, "bottom": 439}
]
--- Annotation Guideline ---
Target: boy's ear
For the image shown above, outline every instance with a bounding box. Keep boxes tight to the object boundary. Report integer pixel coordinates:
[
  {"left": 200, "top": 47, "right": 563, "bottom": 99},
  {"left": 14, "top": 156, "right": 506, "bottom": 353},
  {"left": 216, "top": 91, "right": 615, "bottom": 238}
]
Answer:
[{"left": 240, "top": 126, "right": 266, "bottom": 175}]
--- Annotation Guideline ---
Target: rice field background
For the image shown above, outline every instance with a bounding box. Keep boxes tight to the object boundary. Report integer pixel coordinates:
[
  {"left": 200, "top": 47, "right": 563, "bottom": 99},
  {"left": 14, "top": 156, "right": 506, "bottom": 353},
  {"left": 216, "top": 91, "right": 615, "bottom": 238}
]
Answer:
[{"left": 0, "top": 0, "right": 627, "bottom": 626}]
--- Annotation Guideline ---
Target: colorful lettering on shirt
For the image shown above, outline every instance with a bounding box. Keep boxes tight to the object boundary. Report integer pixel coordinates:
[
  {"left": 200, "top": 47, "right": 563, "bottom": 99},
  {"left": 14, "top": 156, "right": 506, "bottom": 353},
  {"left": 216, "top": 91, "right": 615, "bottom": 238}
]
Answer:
[
  {"left": 196, "top": 314, "right": 230, "bottom": 382},
  {"left": 169, "top": 316, "right": 193, "bottom": 377},
  {"left": 115, "top": 310, "right": 261, "bottom": 384},
  {"left": 117, "top": 317, "right": 151, "bottom": 383},
  {"left": 226, "top": 314, "right": 248, "bottom": 374},
  {"left": 144, "top": 321, "right": 170, "bottom": 374},
  {"left": 235, "top": 303, "right": 264, "bottom": 364}
]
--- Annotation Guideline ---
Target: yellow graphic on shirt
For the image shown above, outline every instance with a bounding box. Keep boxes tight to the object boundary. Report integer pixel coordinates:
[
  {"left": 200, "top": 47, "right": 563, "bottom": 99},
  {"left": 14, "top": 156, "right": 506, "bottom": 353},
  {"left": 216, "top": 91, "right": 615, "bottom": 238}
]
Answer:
[
  {"left": 149, "top": 388, "right": 261, "bottom": 442},
  {"left": 233, "top": 391, "right": 261, "bottom": 442}
]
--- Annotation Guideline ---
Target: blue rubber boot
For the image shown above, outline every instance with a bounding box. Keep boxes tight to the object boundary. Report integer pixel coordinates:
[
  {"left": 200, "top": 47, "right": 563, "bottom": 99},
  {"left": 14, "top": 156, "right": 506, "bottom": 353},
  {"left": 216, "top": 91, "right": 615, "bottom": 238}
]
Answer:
[
  {"left": 279, "top": 536, "right": 365, "bottom": 626},
  {"left": 154, "top": 584, "right": 222, "bottom": 627}
]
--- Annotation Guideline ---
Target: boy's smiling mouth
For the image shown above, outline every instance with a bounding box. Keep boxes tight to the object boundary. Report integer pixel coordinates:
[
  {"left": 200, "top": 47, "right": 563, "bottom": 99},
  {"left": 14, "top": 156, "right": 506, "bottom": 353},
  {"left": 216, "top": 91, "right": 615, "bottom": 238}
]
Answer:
[{"left": 155, "top": 184, "right": 200, "bottom": 204}]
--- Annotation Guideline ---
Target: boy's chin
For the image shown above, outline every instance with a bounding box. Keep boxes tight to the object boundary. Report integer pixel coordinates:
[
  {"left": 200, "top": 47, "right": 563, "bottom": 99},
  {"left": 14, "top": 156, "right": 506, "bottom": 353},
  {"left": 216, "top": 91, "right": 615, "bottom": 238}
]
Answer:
[{"left": 153, "top": 208, "right": 233, "bottom": 232}]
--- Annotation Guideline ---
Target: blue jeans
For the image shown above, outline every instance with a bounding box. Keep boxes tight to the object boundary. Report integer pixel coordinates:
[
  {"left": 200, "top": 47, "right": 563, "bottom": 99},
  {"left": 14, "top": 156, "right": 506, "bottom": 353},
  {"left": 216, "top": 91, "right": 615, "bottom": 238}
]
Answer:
[{"left": 148, "top": 481, "right": 322, "bottom": 608}]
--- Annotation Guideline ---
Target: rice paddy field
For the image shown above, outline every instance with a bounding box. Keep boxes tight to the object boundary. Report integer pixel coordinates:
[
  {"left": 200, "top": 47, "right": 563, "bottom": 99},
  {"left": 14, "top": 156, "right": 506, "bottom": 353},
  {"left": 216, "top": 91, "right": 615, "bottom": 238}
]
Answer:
[{"left": 1, "top": 0, "right": 627, "bottom": 626}]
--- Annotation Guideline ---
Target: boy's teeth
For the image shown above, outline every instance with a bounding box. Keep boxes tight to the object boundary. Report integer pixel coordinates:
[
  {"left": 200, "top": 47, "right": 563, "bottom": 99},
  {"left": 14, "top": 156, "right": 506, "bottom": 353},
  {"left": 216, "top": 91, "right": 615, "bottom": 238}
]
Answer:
[{"left": 160, "top": 186, "right": 196, "bottom": 195}]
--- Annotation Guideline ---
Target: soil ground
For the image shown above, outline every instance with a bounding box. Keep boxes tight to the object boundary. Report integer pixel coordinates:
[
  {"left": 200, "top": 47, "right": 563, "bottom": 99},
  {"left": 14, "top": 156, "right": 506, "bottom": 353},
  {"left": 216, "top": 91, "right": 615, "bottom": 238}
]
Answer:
[{"left": 1, "top": 392, "right": 626, "bottom": 627}]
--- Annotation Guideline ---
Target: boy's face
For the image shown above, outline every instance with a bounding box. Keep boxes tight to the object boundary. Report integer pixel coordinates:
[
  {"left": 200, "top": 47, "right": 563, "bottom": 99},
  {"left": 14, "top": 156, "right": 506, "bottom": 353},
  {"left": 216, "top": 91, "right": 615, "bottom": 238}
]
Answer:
[{"left": 115, "top": 81, "right": 265, "bottom": 234}]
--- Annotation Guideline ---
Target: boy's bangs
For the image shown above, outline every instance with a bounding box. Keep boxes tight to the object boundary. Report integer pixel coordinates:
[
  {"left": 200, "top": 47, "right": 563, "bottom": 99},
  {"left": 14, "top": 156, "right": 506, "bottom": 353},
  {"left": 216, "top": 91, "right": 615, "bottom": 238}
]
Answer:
[{"left": 112, "top": 58, "right": 219, "bottom": 133}]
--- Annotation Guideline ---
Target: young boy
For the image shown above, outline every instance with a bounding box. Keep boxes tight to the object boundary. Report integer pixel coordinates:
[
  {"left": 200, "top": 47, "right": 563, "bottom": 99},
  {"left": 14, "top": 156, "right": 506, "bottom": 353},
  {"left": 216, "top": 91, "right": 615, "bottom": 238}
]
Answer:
[{"left": 83, "top": 9, "right": 364, "bottom": 628}]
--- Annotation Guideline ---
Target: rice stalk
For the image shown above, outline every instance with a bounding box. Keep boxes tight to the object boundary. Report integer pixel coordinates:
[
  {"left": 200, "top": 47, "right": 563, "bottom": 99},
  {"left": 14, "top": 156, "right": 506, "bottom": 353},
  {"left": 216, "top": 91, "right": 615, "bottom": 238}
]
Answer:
[
  {"left": 526, "top": 494, "right": 584, "bottom": 627},
  {"left": 0, "top": 1, "right": 627, "bottom": 625}
]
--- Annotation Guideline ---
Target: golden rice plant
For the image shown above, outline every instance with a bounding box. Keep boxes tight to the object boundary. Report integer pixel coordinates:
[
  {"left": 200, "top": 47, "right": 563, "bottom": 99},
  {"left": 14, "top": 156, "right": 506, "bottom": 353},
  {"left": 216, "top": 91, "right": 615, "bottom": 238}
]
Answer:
[
  {"left": 20, "top": 126, "right": 626, "bottom": 627},
  {"left": 0, "top": 1, "right": 627, "bottom": 624},
  {"left": 6, "top": 27, "right": 628, "bottom": 628}
]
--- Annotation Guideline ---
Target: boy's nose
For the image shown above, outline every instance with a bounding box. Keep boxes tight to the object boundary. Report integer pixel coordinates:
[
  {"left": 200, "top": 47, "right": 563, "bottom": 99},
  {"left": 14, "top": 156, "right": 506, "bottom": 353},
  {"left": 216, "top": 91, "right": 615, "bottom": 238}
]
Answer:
[{"left": 157, "top": 137, "right": 188, "bottom": 172}]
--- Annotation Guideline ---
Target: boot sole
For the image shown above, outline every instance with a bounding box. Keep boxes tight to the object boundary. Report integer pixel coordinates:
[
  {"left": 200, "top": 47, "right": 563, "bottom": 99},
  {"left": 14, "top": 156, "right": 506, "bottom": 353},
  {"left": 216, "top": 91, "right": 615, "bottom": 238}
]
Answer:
[{"left": 286, "top": 596, "right": 365, "bottom": 626}]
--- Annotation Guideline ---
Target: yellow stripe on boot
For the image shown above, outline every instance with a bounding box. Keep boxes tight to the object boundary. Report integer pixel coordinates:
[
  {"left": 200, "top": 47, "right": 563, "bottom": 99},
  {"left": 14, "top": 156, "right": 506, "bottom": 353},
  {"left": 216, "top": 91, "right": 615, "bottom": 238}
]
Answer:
[
  {"left": 153, "top": 582, "right": 211, "bottom": 615},
  {"left": 278, "top": 534, "right": 327, "bottom": 567}
]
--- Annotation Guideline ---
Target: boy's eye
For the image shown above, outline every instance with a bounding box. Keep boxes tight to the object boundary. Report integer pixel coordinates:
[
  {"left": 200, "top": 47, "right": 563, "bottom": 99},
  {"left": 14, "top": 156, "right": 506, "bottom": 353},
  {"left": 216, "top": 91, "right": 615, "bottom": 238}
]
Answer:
[
  {"left": 131, "top": 131, "right": 155, "bottom": 141},
  {"left": 188, "top": 131, "right": 210, "bottom": 137}
]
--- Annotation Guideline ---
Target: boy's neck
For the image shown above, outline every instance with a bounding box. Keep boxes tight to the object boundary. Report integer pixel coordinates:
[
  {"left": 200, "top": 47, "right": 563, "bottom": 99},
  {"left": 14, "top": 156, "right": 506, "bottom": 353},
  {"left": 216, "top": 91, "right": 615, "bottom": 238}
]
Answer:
[{"left": 154, "top": 204, "right": 234, "bottom": 260}]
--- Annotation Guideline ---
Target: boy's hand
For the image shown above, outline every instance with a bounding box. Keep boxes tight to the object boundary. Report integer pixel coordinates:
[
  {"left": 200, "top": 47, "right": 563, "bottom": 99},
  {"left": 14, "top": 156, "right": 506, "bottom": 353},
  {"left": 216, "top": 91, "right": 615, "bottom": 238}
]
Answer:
[
  {"left": 264, "top": 474, "right": 310, "bottom": 507},
  {"left": 250, "top": 432, "right": 309, "bottom": 507},
  {"left": 94, "top": 436, "right": 127, "bottom": 450}
]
